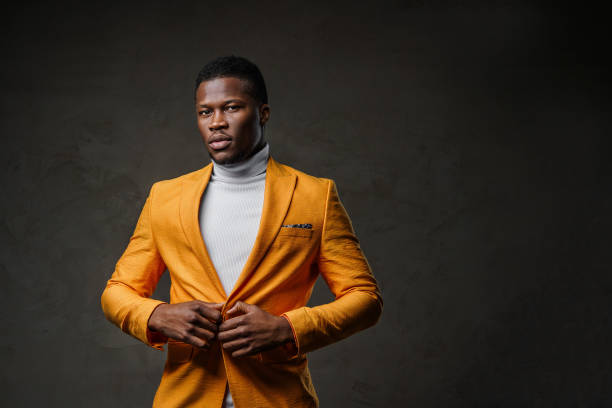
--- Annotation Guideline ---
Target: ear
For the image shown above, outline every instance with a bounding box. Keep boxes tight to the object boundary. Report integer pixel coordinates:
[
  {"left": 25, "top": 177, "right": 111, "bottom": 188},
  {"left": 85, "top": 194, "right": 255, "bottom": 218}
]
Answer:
[{"left": 259, "top": 104, "right": 270, "bottom": 126}]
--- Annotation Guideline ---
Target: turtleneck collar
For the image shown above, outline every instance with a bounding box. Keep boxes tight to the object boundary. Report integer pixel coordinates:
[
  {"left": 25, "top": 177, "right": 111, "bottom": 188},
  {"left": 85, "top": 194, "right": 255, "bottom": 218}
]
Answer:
[{"left": 211, "top": 142, "right": 270, "bottom": 182}]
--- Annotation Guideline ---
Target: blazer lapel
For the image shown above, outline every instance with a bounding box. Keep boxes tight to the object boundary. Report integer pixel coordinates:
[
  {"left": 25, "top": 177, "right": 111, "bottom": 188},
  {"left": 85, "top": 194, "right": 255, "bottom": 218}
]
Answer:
[
  {"left": 179, "top": 156, "right": 296, "bottom": 303},
  {"left": 227, "top": 157, "right": 296, "bottom": 303},
  {"left": 179, "top": 162, "right": 227, "bottom": 299}
]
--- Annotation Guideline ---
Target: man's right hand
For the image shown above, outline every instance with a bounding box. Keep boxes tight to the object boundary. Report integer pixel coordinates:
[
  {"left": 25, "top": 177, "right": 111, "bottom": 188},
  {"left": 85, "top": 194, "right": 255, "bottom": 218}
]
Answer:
[{"left": 147, "top": 301, "right": 224, "bottom": 348}]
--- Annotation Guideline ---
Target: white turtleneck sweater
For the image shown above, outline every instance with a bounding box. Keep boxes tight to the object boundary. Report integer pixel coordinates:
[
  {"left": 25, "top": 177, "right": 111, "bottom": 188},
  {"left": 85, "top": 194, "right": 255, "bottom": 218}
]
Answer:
[{"left": 198, "top": 142, "right": 270, "bottom": 408}]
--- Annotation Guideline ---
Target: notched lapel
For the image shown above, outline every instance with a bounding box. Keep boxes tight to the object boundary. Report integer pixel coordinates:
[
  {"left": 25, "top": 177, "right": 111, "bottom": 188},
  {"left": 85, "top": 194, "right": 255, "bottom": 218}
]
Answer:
[
  {"left": 178, "top": 163, "right": 227, "bottom": 299},
  {"left": 227, "top": 157, "right": 297, "bottom": 302}
]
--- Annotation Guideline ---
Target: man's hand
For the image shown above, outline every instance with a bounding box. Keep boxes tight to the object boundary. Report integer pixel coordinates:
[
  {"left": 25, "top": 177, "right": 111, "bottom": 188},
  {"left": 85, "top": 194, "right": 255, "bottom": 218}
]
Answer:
[
  {"left": 218, "top": 301, "right": 294, "bottom": 358},
  {"left": 148, "top": 300, "right": 223, "bottom": 348}
]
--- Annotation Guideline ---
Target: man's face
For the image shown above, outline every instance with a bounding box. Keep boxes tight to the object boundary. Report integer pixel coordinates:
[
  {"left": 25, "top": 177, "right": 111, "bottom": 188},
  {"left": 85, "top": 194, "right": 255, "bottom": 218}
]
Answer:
[{"left": 195, "top": 77, "right": 270, "bottom": 165}]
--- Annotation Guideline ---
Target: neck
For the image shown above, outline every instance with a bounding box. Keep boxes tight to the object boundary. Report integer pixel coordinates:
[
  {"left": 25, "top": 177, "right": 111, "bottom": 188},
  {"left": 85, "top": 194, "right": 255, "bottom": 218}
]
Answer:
[{"left": 212, "top": 142, "right": 270, "bottom": 181}]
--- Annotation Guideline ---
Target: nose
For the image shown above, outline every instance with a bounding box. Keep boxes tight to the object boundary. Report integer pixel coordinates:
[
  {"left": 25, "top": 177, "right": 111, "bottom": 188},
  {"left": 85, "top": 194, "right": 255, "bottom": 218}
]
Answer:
[{"left": 209, "top": 110, "right": 228, "bottom": 130}]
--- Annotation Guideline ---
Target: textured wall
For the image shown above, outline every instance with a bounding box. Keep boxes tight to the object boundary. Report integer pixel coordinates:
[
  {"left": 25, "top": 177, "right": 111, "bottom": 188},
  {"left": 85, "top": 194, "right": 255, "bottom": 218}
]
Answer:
[{"left": 1, "top": 1, "right": 610, "bottom": 406}]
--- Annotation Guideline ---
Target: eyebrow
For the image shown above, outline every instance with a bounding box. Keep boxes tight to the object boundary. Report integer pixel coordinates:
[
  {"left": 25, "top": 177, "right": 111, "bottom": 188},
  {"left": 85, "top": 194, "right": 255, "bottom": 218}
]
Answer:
[{"left": 197, "top": 99, "right": 245, "bottom": 107}]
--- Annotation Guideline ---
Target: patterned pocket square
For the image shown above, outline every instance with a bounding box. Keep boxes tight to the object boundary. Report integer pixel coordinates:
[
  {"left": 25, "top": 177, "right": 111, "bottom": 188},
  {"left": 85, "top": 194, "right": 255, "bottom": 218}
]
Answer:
[{"left": 281, "top": 224, "right": 312, "bottom": 229}]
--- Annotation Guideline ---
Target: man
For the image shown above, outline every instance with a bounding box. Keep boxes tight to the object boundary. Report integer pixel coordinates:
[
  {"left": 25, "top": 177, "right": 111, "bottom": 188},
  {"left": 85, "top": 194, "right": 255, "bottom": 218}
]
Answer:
[{"left": 101, "top": 56, "right": 382, "bottom": 407}]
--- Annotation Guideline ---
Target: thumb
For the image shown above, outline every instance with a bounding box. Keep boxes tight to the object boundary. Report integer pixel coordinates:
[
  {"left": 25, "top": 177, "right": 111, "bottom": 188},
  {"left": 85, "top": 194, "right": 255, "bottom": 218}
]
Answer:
[{"left": 225, "top": 301, "right": 250, "bottom": 318}]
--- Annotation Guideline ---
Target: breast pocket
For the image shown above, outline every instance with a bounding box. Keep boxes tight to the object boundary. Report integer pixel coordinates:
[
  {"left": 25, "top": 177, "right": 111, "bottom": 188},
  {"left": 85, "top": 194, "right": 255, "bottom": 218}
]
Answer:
[
  {"left": 277, "top": 228, "right": 313, "bottom": 238},
  {"left": 271, "top": 227, "right": 314, "bottom": 249}
]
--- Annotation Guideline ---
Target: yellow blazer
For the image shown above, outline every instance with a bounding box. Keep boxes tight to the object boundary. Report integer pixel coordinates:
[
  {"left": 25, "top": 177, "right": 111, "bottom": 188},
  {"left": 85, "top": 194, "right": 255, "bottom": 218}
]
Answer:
[{"left": 101, "top": 157, "right": 382, "bottom": 407}]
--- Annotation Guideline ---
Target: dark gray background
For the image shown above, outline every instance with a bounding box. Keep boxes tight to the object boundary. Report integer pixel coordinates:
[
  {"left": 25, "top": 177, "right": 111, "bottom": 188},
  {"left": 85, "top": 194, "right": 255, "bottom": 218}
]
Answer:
[{"left": 2, "top": 1, "right": 610, "bottom": 406}]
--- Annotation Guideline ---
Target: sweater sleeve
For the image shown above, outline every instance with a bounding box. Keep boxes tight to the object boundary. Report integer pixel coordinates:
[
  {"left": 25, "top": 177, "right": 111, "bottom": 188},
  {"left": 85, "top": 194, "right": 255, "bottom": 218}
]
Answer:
[
  {"left": 283, "top": 179, "right": 383, "bottom": 354},
  {"left": 100, "top": 183, "right": 168, "bottom": 350}
]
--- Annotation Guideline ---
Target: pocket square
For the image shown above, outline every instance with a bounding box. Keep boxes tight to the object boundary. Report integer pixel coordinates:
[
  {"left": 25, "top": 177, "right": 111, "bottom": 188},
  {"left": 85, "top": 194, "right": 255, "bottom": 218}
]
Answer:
[{"left": 281, "top": 224, "right": 312, "bottom": 229}]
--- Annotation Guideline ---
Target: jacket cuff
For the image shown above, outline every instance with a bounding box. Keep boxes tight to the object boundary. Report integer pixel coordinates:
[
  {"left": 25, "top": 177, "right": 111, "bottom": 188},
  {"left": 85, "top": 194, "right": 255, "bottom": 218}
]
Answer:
[
  {"left": 138, "top": 300, "right": 168, "bottom": 350},
  {"left": 282, "top": 308, "right": 313, "bottom": 355},
  {"left": 280, "top": 314, "right": 299, "bottom": 356}
]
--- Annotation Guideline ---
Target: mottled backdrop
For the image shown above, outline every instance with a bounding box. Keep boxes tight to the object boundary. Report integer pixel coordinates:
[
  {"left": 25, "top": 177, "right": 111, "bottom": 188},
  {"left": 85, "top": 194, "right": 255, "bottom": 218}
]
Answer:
[{"left": 1, "top": 1, "right": 610, "bottom": 406}]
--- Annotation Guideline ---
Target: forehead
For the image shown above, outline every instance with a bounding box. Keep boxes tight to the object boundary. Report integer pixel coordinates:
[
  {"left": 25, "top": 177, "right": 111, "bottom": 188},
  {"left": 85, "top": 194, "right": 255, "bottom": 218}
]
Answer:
[{"left": 195, "top": 77, "right": 253, "bottom": 104}]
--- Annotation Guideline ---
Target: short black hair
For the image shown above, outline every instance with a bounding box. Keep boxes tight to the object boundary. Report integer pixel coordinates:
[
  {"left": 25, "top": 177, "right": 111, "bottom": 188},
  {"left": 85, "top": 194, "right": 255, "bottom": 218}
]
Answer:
[{"left": 195, "top": 55, "right": 268, "bottom": 105}]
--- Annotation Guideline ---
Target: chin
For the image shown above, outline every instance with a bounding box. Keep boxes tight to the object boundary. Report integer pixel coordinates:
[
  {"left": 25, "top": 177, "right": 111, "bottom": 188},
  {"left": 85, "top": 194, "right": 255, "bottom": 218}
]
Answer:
[{"left": 209, "top": 150, "right": 239, "bottom": 165}]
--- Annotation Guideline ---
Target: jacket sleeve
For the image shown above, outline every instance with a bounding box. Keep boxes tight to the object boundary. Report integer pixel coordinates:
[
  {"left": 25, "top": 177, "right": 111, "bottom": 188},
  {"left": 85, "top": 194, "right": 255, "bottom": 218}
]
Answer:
[
  {"left": 100, "top": 183, "right": 168, "bottom": 350},
  {"left": 283, "top": 179, "right": 383, "bottom": 354}
]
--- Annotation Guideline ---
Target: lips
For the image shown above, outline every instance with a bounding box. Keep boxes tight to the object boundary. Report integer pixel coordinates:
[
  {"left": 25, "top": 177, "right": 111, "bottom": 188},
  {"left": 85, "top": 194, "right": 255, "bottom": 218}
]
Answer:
[{"left": 209, "top": 134, "right": 232, "bottom": 151}]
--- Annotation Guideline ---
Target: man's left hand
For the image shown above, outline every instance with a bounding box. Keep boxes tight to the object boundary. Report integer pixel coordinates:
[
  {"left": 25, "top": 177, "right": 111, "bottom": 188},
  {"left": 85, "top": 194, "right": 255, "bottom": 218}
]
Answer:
[{"left": 218, "top": 301, "right": 294, "bottom": 358}]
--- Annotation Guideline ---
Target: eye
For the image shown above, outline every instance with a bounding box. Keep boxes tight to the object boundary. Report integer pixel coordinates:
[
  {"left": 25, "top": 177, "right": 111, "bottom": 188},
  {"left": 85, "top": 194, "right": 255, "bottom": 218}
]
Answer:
[
  {"left": 199, "top": 109, "right": 212, "bottom": 116},
  {"left": 226, "top": 105, "right": 241, "bottom": 112}
]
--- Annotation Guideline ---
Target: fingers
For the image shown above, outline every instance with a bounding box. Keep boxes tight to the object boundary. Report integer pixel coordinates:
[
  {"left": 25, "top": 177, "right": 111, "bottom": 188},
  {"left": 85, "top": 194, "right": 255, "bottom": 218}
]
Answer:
[
  {"left": 174, "top": 315, "right": 217, "bottom": 348},
  {"left": 230, "top": 347, "right": 256, "bottom": 358},
  {"left": 225, "top": 301, "right": 251, "bottom": 319},
  {"left": 189, "top": 326, "right": 217, "bottom": 344},
  {"left": 167, "top": 301, "right": 265, "bottom": 356},
  {"left": 218, "top": 315, "right": 244, "bottom": 332},
  {"left": 217, "top": 325, "right": 246, "bottom": 343},
  {"left": 179, "top": 307, "right": 219, "bottom": 335},
  {"left": 194, "top": 301, "right": 224, "bottom": 323},
  {"left": 222, "top": 338, "right": 254, "bottom": 357},
  {"left": 182, "top": 334, "right": 209, "bottom": 349},
  {"left": 208, "top": 302, "right": 225, "bottom": 311},
  {"left": 186, "top": 304, "right": 223, "bottom": 345},
  {"left": 191, "top": 314, "right": 219, "bottom": 338},
  {"left": 171, "top": 318, "right": 217, "bottom": 346}
]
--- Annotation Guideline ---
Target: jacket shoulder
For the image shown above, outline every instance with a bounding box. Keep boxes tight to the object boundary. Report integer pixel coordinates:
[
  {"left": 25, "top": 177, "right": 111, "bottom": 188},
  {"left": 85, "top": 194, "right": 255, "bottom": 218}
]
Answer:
[{"left": 273, "top": 160, "right": 331, "bottom": 188}]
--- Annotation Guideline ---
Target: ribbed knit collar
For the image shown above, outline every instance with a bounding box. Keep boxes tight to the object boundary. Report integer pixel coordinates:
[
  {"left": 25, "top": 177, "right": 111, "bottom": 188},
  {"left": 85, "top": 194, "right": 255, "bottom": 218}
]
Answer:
[{"left": 211, "top": 142, "right": 269, "bottom": 182}]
